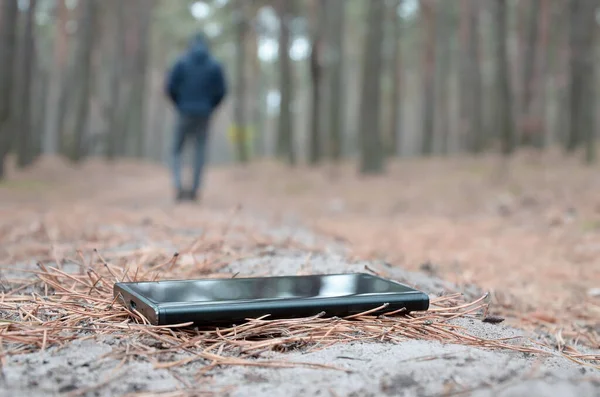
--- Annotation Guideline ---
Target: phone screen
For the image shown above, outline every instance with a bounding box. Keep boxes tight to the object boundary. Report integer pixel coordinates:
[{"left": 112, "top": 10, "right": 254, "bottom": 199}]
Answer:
[{"left": 126, "top": 274, "right": 416, "bottom": 305}]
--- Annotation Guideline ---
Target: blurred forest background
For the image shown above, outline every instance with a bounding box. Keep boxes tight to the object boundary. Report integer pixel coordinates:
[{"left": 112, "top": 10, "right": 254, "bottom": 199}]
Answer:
[{"left": 0, "top": 0, "right": 599, "bottom": 180}]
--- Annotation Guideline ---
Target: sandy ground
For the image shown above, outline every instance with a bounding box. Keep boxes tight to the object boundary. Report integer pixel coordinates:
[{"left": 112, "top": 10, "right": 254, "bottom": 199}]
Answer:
[
  {"left": 1, "top": 155, "right": 600, "bottom": 396},
  {"left": 2, "top": 249, "right": 599, "bottom": 396}
]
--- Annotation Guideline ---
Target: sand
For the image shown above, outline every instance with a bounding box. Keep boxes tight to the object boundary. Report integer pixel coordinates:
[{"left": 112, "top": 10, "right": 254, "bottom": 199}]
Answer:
[{"left": 2, "top": 248, "right": 598, "bottom": 396}]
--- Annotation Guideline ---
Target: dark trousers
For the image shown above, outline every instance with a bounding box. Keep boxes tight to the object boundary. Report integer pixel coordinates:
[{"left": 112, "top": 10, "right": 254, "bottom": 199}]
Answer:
[{"left": 171, "top": 115, "right": 209, "bottom": 193}]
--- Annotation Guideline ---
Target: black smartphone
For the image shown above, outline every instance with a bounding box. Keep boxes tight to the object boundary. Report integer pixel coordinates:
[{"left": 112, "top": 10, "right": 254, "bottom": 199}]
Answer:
[{"left": 113, "top": 273, "right": 429, "bottom": 326}]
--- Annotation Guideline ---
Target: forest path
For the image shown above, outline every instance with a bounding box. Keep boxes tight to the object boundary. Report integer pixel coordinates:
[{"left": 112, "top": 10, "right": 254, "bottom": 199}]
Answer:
[{"left": 0, "top": 154, "right": 599, "bottom": 395}]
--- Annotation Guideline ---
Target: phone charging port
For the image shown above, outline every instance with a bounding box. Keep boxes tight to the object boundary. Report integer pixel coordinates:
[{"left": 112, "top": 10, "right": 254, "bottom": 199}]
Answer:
[{"left": 130, "top": 300, "right": 137, "bottom": 311}]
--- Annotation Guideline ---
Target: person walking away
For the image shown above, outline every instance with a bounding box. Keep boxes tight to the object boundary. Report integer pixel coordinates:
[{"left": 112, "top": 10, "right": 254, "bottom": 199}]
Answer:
[{"left": 165, "top": 33, "right": 227, "bottom": 202}]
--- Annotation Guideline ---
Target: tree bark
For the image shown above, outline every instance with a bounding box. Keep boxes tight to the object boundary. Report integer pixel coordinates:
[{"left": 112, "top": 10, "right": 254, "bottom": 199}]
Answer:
[
  {"left": 66, "top": 0, "right": 96, "bottom": 163},
  {"left": 493, "top": 0, "right": 515, "bottom": 156},
  {"left": 521, "top": 0, "right": 540, "bottom": 122},
  {"left": 0, "top": 0, "right": 19, "bottom": 179},
  {"left": 233, "top": 0, "right": 249, "bottom": 163},
  {"left": 276, "top": 0, "right": 295, "bottom": 165},
  {"left": 308, "top": 0, "right": 324, "bottom": 166},
  {"left": 567, "top": 0, "right": 596, "bottom": 157},
  {"left": 435, "top": 0, "right": 452, "bottom": 155},
  {"left": 32, "top": 62, "right": 48, "bottom": 159},
  {"left": 388, "top": 0, "right": 402, "bottom": 156},
  {"left": 519, "top": 0, "right": 541, "bottom": 146},
  {"left": 420, "top": 0, "right": 436, "bottom": 156},
  {"left": 327, "top": 0, "right": 346, "bottom": 161},
  {"left": 358, "top": 0, "right": 385, "bottom": 174},
  {"left": 553, "top": 0, "right": 570, "bottom": 148},
  {"left": 459, "top": 0, "right": 483, "bottom": 153},
  {"left": 532, "top": 0, "right": 550, "bottom": 148},
  {"left": 129, "top": 0, "right": 153, "bottom": 158},
  {"left": 16, "top": 0, "right": 38, "bottom": 168},
  {"left": 43, "top": 0, "right": 69, "bottom": 155},
  {"left": 105, "top": 0, "right": 124, "bottom": 160},
  {"left": 249, "top": 12, "right": 266, "bottom": 158},
  {"left": 468, "top": 0, "right": 483, "bottom": 152}
]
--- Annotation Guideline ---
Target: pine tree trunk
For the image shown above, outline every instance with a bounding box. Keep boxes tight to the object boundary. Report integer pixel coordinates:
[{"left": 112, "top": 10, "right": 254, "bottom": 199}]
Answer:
[
  {"left": 467, "top": 0, "right": 483, "bottom": 152},
  {"left": 105, "top": 0, "right": 124, "bottom": 160},
  {"left": 435, "top": 0, "right": 452, "bottom": 155},
  {"left": 532, "top": 0, "right": 550, "bottom": 148},
  {"left": 520, "top": 0, "right": 540, "bottom": 143},
  {"left": 358, "top": 0, "right": 385, "bottom": 174},
  {"left": 129, "top": 0, "right": 152, "bottom": 158},
  {"left": 458, "top": 0, "right": 470, "bottom": 152},
  {"left": 32, "top": 64, "right": 48, "bottom": 159},
  {"left": 67, "top": 0, "right": 96, "bottom": 163},
  {"left": 420, "top": 0, "right": 436, "bottom": 156},
  {"left": 308, "top": 0, "right": 324, "bottom": 166},
  {"left": 43, "top": 0, "right": 69, "bottom": 155},
  {"left": 248, "top": 19, "right": 267, "bottom": 157},
  {"left": 0, "top": 0, "right": 19, "bottom": 179},
  {"left": 233, "top": 0, "right": 249, "bottom": 163},
  {"left": 250, "top": 24, "right": 266, "bottom": 158},
  {"left": 388, "top": 0, "right": 402, "bottom": 156},
  {"left": 327, "top": 0, "right": 345, "bottom": 161},
  {"left": 458, "top": 0, "right": 484, "bottom": 153},
  {"left": 567, "top": 0, "right": 596, "bottom": 157},
  {"left": 276, "top": 0, "right": 295, "bottom": 165},
  {"left": 554, "top": 1, "right": 570, "bottom": 148},
  {"left": 16, "top": 0, "right": 38, "bottom": 168},
  {"left": 579, "top": 0, "right": 596, "bottom": 163},
  {"left": 494, "top": 0, "right": 515, "bottom": 156}
]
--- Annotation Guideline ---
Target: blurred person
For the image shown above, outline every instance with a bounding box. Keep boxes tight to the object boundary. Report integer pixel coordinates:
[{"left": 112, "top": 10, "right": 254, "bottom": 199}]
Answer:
[{"left": 165, "top": 33, "right": 227, "bottom": 202}]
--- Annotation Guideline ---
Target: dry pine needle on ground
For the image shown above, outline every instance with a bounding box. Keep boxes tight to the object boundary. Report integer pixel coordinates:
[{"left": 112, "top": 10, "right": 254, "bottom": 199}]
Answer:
[{"left": 0, "top": 249, "right": 598, "bottom": 373}]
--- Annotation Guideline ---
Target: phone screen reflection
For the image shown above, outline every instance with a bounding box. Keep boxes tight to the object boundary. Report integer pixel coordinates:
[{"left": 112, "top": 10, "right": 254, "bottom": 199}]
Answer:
[{"left": 129, "top": 274, "right": 413, "bottom": 305}]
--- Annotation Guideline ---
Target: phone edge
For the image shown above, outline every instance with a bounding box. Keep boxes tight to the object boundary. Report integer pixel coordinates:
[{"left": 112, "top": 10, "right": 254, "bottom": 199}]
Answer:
[{"left": 113, "top": 282, "right": 161, "bottom": 325}]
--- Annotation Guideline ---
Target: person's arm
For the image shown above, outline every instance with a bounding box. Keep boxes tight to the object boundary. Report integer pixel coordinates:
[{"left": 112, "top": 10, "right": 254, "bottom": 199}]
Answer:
[
  {"left": 211, "top": 64, "right": 227, "bottom": 108},
  {"left": 165, "top": 61, "right": 183, "bottom": 105}
]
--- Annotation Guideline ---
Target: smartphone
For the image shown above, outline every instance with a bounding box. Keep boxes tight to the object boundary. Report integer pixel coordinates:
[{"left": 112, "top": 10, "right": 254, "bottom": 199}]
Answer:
[{"left": 113, "top": 273, "right": 429, "bottom": 326}]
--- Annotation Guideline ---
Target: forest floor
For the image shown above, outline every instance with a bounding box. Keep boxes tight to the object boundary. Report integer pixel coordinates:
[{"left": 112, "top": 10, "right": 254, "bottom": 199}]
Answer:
[{"left": 0, "top": 152, "right": 599, "bottom": 396}]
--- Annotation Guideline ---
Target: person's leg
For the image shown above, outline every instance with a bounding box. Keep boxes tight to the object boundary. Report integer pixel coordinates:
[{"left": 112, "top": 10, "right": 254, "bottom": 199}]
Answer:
[
  {"left": 191, "top": 117, "right": 210, "bottom": 199},
  {"left": 171, "top": 115, "right": 188, "bottom": 199}
]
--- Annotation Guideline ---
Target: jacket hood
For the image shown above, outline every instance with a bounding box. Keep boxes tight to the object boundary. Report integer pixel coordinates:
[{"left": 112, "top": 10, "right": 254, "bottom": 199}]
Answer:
[{"left": 187, "top": 34, "right": 210, "bottom": 61}]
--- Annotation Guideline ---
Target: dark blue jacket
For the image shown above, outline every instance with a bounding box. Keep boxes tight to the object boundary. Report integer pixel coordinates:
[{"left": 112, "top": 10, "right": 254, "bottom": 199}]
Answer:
[{"left": 166, "top": 38, "right": 227, "bottom": 117}]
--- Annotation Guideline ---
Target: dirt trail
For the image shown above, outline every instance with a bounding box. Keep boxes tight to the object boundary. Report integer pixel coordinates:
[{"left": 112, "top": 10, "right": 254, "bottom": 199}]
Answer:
[{"left": 0, "top": 154, "right": 599, "bottom": 396}]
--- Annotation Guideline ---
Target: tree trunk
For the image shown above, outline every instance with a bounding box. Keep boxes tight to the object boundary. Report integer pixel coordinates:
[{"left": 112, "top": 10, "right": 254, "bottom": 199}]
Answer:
[
  {"left": 327, "top": 0, "right": 346, "bottom": 161},
  {"left": 468, "top": 0, "right": 483, "bottom": 153},
  {"left": 276, "top": 0, "right": 295, "bottom": 165},
  {"left": 32, "top": 63, "right": 48, "bottom": 159},
  {"left": 532, "top": 0, "right": 550, "bottom": 148},
  {"left": 420, "top": 0, "right": 436, "bottom": 156},
  {"left": 521, "top": 0, "right": 540, "bottom": 123},
  {"left": 388, "top": 0, "right": 402, "bottom": 156},
  {"left": 519, "top": 0, "right": 540, "bottom": 146},
  {"left": 0, "top": 0, "right": 19, "bottom": 179},
  {"left": 567, "top": 0, "right": 596, "bottom": 157},
  {"left": 572, "top": 0, "right": 596, "bottom": 162},
  {"left": 358, "top": 0, "right": 385, "bottom": 174},
  {"left": 66, "top": 0, "right": 96, "bottom": 163},
  {"left": 233, "top": 0, "right": 249, "bottom": 163},
  {"left": 105, "top": 0, "right": 124, "bottom": 160},
  {"left": 16, "top": 0, "right": 38, "bottom": 168},
  {"left": 249, "top": 16, "right": 266, "bottom": 158},
  {"left": 129, "top": 0, "right": 153, "bottom": 158},
  {"left": 435, "top": 0, "right": 452, "bottom": 155},
  {"left": 458, "top": 0, "right": 469, "bottom": 152},
  {"left": 494, "top": 0, "right": 515, "bottom": 156},
  {"left": 459, "top": 0, "right": 483, "bottom": 153},
  {"left": 115, "top": 4, "right": 137, "bottom": 158},
  {"left": 553, "top": 1, "right": 570, "bottom": 148},
  {"left": 308, "top": 0, "right": 324, "bottom": 166},
  {"left": 43, "top": 0, "right": 69, "bottom": 155}
]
